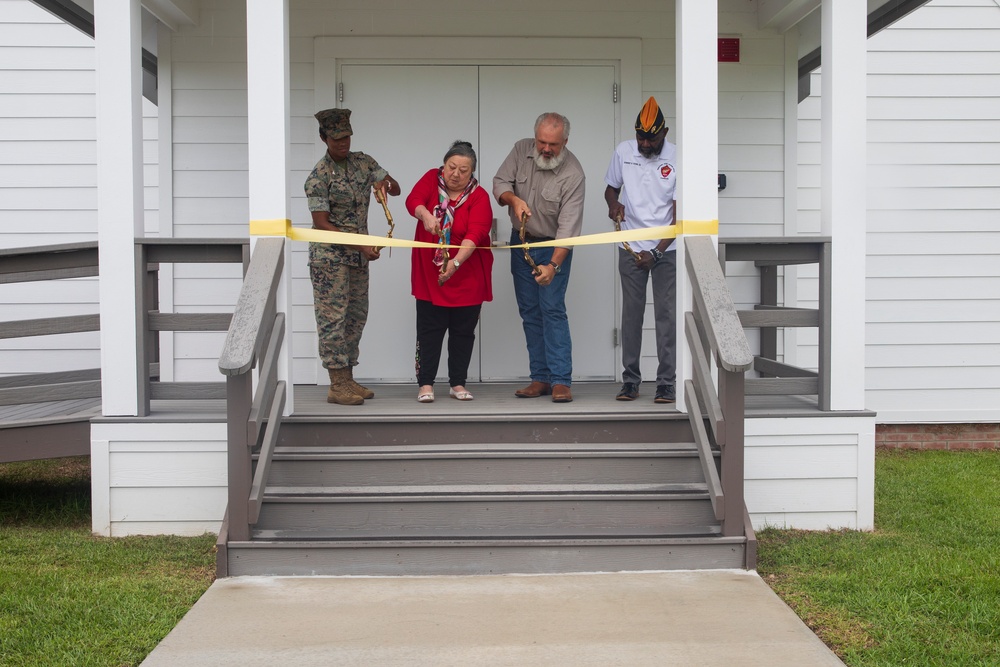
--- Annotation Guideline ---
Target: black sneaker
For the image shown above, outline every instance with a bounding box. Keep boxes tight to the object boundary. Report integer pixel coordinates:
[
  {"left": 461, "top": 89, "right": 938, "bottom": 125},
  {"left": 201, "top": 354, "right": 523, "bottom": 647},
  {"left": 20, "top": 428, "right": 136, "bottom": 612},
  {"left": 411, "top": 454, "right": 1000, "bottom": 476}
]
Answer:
[
  {"left": 616, "top": 382, "right": 639, "bottom": 401},
  {"left": 654, "top": 385, "right": 676, "bottom": 404}
]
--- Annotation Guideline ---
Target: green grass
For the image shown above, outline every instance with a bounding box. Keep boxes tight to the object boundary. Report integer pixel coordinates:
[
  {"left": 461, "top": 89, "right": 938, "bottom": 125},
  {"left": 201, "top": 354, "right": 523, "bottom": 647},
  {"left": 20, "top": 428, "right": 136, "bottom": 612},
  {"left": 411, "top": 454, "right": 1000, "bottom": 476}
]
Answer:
[
  {"left": 0, "top": 457, "right": 216, "bottom": 667},
  {"left": 3, "top": 449, "right": 998, "bottom": 666},
  {"left": 758, "top": 449, "right": 1000, "bottom": 667}
]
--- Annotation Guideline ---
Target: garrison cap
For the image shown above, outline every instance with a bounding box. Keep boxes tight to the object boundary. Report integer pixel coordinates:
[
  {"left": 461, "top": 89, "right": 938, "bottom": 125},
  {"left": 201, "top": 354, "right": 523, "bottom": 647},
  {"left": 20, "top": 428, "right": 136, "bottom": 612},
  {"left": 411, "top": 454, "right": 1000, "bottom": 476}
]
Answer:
[
  {"left": 315, "top": 108, "right": 353, "bottom": 139},
  {"left": 635, "top": 96, "right": 666, "bottom": 136}
]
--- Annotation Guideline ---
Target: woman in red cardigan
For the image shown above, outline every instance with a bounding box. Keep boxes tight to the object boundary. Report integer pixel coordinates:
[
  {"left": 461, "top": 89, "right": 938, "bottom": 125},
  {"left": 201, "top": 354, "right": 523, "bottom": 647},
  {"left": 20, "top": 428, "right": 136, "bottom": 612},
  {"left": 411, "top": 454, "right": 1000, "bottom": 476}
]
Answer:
[{"left": 405, "top": 141, "right": 494, "bottom": 402}]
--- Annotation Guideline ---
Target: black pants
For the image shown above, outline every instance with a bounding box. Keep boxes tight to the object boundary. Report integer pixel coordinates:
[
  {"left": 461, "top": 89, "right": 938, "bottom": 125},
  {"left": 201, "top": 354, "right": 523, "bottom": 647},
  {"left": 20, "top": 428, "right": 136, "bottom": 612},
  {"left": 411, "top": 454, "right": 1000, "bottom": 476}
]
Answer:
[{"left": 415, "top": 300, "right": 482, "bottom": 387}]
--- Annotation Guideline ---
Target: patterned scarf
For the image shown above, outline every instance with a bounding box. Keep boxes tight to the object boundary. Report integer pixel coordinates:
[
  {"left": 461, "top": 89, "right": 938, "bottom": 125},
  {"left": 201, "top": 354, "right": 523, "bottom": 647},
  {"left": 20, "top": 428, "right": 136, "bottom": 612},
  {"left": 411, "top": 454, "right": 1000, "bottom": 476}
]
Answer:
[{"left": 432, "top": 168, "right": 478, "bottom": 266}]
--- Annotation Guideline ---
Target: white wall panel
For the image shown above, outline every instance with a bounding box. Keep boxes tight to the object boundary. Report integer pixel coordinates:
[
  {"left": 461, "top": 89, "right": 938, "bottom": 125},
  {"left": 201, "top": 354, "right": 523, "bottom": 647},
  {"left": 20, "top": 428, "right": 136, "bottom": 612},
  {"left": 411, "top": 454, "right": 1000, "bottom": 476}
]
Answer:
[
  {"left": 797, "top": 0, "right": 1000, "bottom": 423},
  {"left": 746, "top": 415, "right": 875, "bottom": 530},
  {"left": 110, "top": 487, "right": 227, "bottom": 522},
  {"left": 0, "top": 1, "right": 157, "bottom": 377},
  {"left": 91, "top": 421, "right": 227, "bottom": 536},
  {"left": 0, "top": 22, "right": 93, "bottom": 47}
]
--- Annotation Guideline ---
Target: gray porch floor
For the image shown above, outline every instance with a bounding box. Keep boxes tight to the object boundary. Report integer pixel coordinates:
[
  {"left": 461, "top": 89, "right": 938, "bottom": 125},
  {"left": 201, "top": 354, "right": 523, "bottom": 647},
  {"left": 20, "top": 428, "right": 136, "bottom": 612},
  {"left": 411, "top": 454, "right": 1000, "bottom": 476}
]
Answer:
[
  {"left": 289, "top": 381, "right": 683, "bottom": 420},
  {"left": 49, "top": 381, "right": 850, "bottom": 428},
  {"left": 139, "top": 570, "right": 846, "bottom": 667},
  {"left": 283, "top": 381, "right": 842, "bottom": 420}
]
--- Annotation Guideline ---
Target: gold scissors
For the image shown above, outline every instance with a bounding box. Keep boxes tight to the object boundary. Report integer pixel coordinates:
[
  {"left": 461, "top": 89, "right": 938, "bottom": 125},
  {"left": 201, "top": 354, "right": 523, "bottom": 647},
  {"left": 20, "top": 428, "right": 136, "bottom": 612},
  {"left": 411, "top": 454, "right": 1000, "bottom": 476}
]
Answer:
[
  {"left": 614, "top": 212, "right": 641, "bottom": 261},
  {"left": 518, "top": 212, "right": 542, "bottom": 276},
  {"left": 436, "top": 230, "right": 449, "bottom": 285},
  {"left": 373, "top": 186, "right": 395, "bottom": 252}
]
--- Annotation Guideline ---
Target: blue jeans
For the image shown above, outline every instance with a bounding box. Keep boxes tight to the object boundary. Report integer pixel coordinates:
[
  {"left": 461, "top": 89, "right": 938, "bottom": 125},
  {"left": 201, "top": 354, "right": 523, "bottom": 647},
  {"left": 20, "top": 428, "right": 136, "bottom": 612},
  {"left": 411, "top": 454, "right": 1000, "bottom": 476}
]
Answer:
[{"left": 509, "top": 229, "right": 573, "bottom": 386}]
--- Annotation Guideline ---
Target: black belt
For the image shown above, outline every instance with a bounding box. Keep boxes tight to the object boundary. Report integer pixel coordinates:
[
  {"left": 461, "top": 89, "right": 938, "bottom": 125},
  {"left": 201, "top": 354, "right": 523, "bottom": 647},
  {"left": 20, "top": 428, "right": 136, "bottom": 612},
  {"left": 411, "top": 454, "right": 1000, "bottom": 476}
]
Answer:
[{"left": 522, "top": 232, "right": 554, "bottom": 243}]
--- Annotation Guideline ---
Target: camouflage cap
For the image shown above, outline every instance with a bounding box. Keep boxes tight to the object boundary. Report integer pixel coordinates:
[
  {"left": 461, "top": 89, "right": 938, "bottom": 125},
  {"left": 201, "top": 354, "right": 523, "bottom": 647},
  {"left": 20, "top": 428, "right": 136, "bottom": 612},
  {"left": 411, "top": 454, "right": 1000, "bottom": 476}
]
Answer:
[{"left": 315, "top": 108, "right": 353, "bottom": 139}]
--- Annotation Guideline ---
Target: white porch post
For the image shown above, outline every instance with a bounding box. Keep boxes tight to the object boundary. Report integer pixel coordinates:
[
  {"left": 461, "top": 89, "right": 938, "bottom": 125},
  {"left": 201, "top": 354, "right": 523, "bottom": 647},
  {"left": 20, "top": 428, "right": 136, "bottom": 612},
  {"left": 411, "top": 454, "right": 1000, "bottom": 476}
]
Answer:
[
  {"left": 821, "top": 0, "right": 867, "bottom": 410},
  {"left": 675, "top": 0, "right": 719, "bottom": 413},
  {"left": 247, "top": 0, "right": 295, "bottom": 414},
  {"left": 95, "top": 0, "right": 144, "bottom": 416}
]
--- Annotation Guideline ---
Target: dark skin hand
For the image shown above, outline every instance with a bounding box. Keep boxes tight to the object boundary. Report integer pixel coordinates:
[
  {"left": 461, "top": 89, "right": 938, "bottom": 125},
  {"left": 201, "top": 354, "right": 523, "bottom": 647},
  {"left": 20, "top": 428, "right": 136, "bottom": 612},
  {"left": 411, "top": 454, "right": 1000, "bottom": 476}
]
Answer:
[
  {"left": 604, "top": 183, "right": 672, "bottom": 271},
  {"left": 310, "top": 173, "right": 401, "bottom": 261},
  {"left": 315, "top": 132, "right": 401, "bottom": 259}
]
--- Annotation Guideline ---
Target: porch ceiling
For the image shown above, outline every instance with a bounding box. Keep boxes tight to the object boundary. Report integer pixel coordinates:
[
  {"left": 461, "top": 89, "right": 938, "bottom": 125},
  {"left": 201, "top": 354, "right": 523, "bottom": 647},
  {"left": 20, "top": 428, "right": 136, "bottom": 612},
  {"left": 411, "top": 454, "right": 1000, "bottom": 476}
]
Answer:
[{"left": 35, "top": 0, "right": 932, "bottom": 105}]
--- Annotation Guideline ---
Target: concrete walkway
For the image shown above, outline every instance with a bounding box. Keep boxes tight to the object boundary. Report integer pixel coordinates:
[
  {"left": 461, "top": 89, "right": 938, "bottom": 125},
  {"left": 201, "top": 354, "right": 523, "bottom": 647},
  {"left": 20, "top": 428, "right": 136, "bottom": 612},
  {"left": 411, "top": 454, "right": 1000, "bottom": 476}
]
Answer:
[{"left": 140, "top": 570, "right": 846, "bottom": 666}]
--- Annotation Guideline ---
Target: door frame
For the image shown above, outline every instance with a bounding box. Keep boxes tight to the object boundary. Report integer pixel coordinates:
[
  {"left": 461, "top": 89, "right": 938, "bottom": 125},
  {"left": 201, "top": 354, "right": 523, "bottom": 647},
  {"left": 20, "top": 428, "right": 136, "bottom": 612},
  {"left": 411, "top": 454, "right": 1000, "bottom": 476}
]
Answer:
[
  {"left": 315, "top": 36, "right": 641, "bottom": 164},
  {"left": 306, "top": 37, "right": 643, "bottom": 385}
]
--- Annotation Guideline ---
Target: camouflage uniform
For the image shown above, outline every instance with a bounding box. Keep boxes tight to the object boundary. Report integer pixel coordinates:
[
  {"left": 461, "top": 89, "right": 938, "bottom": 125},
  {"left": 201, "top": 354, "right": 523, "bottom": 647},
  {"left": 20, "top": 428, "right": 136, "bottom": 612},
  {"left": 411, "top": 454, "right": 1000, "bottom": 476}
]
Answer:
[{"left": 305, "top": 150, "right": 388, "bottom": 370}]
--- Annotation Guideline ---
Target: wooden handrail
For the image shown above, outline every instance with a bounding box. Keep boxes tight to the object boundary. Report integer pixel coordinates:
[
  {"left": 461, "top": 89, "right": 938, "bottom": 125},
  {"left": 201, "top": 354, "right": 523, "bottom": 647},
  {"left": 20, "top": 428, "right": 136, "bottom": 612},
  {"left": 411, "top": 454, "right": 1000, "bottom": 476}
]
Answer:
[
  {"left": 684, "top": 312, "right": 726, "bottom": 446},
  {"left": 684, "top": 235, "right": 752, "bottom": 543},
  {"left": 218, "top": 238, "right": 285, "bottom": 377},
  {"left": 685, "top": 236, "right": 754, "bottom": 373},
  {"left": 218, "top": 237, "right": 286, "bottom": 542},
  {"left": 0, "top": 241, "right": 99, "bottom": 284},
  {"left": 248, "top": 380, "right": 286, "bottom": 525},
  {"left": 684, "top": 380, "right": 725, "bottom": 520}
]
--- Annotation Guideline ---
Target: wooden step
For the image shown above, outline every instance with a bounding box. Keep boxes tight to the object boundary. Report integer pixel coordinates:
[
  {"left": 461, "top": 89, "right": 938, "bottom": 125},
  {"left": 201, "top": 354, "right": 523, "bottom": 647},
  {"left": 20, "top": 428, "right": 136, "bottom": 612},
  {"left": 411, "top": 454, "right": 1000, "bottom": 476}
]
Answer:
[
  {"left": 260, "top": 442, "right": 712, "bottom": 488},
  {"left": 226, "top": 398, "right": 742, "bottom": 576},
  {"left": 279, "top": 413, "right": 694, "bottom": 447},
  {"left": 225, "top": 536, "right": 747, "bottom": 576},
  {"left": 252, "top": 484, "right": 717, "bottom": 539}
]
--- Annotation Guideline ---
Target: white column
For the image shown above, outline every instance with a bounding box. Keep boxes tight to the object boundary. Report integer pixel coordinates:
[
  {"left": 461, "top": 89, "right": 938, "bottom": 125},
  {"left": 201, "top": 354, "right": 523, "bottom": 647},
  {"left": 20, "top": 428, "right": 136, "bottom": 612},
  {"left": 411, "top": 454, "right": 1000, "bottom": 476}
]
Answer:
[
  {"left": 675, "top": 0, "right": 719, "bottom": 412},
  {"left": 782, "top": 29, "right": 800, "bottom": 367},
  {"left": 95, "top": 0, "right": 144, "bottom": 416},
  {"left": 821, "top": 0, "right": 867, "bottom": 410},
  {"left": 247, "top": 0, "right": 295, "bottom": 414}
]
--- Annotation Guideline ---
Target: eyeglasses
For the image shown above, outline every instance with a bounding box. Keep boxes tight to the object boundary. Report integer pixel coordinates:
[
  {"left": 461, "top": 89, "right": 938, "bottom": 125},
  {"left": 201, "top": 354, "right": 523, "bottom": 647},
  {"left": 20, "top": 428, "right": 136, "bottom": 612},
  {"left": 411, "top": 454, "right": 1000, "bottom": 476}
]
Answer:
[{"left": 519, "top": 212, "right": 542, "bottom": 276}]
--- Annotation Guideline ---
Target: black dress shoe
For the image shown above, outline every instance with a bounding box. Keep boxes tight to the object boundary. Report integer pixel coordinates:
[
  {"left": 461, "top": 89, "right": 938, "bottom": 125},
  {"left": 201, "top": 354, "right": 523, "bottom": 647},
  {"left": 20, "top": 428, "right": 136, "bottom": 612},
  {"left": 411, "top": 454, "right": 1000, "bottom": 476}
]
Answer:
[
  {"left": 616, "top": 382, "right": 639, "bottom": 401},
  {"left": 654, "top": 385, "right": 676, "bottom": 404}
]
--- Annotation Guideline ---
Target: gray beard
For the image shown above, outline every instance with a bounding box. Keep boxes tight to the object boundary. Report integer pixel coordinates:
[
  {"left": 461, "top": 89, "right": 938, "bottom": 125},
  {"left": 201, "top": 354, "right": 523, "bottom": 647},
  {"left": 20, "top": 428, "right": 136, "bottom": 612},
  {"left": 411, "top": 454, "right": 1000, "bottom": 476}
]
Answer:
[{"left": 534, "top": 152, "right": 566, "bottom": 171}]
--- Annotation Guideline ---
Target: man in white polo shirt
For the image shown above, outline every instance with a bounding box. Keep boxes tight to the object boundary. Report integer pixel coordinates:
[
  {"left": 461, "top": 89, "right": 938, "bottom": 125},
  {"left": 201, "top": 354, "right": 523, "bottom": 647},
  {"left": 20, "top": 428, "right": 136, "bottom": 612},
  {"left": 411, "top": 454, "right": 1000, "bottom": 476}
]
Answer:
[{"left": 603, "top": 97, "right": 677, "bottom": 404}]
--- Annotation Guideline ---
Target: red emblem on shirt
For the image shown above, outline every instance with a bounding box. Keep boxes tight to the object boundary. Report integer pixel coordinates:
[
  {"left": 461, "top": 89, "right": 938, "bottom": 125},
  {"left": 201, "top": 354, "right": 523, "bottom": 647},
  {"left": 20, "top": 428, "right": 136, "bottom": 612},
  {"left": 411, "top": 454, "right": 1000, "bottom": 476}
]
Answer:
[{"left": 660, "top": 164, "right": 673, "bottom": 179}]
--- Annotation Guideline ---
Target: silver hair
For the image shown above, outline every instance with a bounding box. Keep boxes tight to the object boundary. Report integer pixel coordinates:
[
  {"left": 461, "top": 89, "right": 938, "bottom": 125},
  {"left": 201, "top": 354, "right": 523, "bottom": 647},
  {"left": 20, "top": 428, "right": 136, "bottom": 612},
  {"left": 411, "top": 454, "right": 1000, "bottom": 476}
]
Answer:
[
  {"left": 443, "top": 140, "right": 477, "bottom": 172},
  {"left": 534, "top": 112, "right": 571, "bottom": 140}
]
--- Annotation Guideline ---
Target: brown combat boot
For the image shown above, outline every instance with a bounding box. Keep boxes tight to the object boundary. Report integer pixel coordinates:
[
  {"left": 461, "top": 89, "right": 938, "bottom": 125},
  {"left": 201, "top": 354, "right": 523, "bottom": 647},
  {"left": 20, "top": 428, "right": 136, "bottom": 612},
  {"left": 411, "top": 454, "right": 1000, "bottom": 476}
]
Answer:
[
  {"left": 327, "top": 367, "right": 364, "bottom": 405},
  {"left": 346, "top": 367, "right": 375, "bottom": 399}
]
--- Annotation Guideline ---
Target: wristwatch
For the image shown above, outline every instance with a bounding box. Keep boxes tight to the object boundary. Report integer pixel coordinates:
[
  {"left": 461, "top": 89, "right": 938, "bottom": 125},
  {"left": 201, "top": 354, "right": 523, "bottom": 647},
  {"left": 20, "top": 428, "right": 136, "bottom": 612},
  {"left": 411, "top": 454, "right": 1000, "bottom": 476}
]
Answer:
[
  {"left": 651, "top": 248, "right": 664, "bottom": 262},
  {"left": 452, "top": 259, "right": 461, "bottom": 269},
  {"left": 549, "top": 261, "right": 561, "bottom": 274}
]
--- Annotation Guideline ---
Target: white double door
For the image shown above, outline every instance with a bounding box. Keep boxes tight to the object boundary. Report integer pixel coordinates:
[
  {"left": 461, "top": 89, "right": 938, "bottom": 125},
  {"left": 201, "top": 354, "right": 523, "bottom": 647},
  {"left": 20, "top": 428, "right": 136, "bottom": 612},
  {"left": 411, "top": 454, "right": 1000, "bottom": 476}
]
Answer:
[{"left": 340, "top": 63, "right": 618, "bottom": 382}]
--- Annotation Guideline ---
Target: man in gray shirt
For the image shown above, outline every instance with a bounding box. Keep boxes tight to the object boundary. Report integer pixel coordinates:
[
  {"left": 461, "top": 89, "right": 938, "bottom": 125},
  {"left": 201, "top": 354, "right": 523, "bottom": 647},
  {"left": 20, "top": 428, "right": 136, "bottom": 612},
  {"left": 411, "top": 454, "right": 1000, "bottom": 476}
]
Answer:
[{"left": 493, "top": 112, "right": 586, "bottom": 403}]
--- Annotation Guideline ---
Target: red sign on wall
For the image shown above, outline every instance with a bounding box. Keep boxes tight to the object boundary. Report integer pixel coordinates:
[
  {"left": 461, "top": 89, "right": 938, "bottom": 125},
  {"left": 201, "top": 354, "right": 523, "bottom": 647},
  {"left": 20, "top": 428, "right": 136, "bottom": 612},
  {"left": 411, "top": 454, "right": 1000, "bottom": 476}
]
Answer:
[{"left": 718, "top": 38, "right": 740, "bottom": 63}]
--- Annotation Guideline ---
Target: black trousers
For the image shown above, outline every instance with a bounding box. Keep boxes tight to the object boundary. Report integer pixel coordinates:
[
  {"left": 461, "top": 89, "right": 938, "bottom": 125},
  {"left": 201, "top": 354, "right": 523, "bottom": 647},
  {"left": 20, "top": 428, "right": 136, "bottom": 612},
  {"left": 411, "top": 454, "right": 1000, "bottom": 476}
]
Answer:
[{"left": 415, "top": 299, "right": 482, "bottom": 387}]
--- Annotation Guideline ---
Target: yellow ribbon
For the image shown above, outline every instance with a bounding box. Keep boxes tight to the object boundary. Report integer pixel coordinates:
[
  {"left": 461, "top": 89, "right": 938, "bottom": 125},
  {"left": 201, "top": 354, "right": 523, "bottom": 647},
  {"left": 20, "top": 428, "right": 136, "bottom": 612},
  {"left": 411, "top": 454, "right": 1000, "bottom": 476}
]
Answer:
[{"left": 249, "top": 218, "right": 719, "bottom": 249}]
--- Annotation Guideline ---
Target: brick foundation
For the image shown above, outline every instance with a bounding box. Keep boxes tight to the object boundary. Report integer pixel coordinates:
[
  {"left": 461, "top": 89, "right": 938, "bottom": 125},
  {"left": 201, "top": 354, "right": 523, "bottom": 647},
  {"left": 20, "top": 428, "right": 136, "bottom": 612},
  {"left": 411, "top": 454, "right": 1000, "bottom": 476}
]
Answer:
[{"left": 876, "top": 423, "right": 1000, "bottom": 450}]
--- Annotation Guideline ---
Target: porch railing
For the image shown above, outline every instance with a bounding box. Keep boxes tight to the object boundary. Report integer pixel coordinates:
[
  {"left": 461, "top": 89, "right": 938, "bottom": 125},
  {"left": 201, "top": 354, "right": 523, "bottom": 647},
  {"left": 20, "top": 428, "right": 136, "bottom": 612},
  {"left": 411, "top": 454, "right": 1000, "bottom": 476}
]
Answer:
[
  {"left": 217, "top": 237, "right": 286, "bottom": 552},
  {"left": 718, "top": 237, "right": 832, "bottom": 410},
  {"left": 0, "top": 242, "right": 101, "bottom": 407},
  {"left": 684, "top": 236, "right": 754, "bottom": 543},
  {"left": 135, "top": 238, "right": 250, "bottom": 415}
]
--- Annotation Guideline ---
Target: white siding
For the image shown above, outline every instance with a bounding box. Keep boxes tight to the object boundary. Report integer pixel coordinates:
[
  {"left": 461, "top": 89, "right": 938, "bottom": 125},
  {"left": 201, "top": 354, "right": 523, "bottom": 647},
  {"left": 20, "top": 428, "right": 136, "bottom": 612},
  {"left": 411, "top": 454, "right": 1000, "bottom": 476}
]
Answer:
[
  {"left": 797, "top": 0, "right": 1000, "bottom": 423},
  {"left": 90, "top": 421, "right": 227, "bottom": 537},
  {"left": 0, "top": 0, "right": 158, "bottom": 377},
  {"left": 746, "top": 415, "right": 876, "bottom": 531}
]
